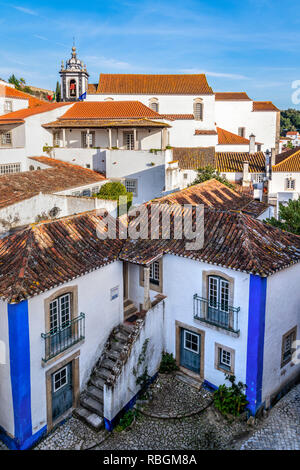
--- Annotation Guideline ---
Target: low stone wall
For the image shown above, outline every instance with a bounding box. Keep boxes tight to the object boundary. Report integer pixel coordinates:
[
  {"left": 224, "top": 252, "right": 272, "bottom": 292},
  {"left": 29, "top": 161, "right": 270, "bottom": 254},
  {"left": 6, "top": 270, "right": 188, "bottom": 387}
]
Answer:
[{"left": 103, "top": 298, "right": 166, "bottom": 424}]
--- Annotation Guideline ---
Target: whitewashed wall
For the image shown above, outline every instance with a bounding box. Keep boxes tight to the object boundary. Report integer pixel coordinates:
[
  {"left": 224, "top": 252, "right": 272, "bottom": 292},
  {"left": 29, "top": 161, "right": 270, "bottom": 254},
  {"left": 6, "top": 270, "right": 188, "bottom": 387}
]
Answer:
[
  {"left": 162, "top": 254, "right": 250, "bottom": 387},
  {"left": 262, "top": 263, "right": 300, "bottom": 403},
  {"left": 0, "top": 97, "right": 28, "bottom": 116},
  {"left": 0, "top": 300, "right": 14, "bottom": 437},
  {"left": 103, "top": 298, "right": 165, "bottom": 422},
  {"left": 269, "top": 172, "right": 300, "bottom": 198},
  {"left": 28, "top": 260, "right": 123, "bottom": 435}
]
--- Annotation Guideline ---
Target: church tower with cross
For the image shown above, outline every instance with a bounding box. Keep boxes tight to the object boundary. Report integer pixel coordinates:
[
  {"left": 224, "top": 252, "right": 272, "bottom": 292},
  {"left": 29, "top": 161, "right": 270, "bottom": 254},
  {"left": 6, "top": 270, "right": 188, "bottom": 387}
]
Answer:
[{"left": 59, "top": 44, "right": 89, "bottom": 101}]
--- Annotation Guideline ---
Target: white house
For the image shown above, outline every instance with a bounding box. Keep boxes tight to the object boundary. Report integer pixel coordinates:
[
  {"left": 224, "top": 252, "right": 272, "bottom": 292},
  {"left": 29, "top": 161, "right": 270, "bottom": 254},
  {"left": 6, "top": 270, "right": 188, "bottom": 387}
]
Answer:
[
  {"left": 268, "top": 147, "right": 300, "bottom": 212},
  {"left": 0, "top": 156, "right": 113, "bottom": 234},
  {"left": 0, "top": 205, "right": 299, "bottom": 449},
  {"left": 0, "top": 82, "right": 45, "bottom": 116},
  {"left": 86, "top": 74, "right": 280, "bottom": 152}
]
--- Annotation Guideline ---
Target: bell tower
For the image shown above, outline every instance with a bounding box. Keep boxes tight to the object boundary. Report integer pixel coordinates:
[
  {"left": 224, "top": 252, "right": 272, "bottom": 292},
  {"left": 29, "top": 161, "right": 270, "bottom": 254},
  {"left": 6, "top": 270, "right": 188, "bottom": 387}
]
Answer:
[{"left": 59, "top": 45, "right": 89, "bottom": 101}]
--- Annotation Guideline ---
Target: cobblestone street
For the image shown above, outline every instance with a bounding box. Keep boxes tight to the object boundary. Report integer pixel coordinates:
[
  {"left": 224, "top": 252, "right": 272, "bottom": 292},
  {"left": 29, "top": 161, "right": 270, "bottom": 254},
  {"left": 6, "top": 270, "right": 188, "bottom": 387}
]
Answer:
[
  {"left": 240, "top": 383, "right": 300, "bottom": 450},
  {"left": 1, "top": 376, "right": 299, "bottom": 451}
]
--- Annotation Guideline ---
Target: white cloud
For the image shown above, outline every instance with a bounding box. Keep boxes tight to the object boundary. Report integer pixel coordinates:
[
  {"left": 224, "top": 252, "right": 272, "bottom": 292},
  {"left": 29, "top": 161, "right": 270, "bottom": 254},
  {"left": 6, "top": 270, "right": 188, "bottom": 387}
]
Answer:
[
  {"left": 12, "top": 5, "right": 38, "bottom": 16},
  {"left": 180, "top": 68, "right": 249, "bottom": 80}
]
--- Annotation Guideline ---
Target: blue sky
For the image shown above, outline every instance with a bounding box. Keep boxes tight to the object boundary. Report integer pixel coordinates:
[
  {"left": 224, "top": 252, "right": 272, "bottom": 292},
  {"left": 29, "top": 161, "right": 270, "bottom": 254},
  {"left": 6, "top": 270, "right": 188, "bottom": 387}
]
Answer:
[{"left": 0, "top": 0, "right": 299, "bottom": 109}]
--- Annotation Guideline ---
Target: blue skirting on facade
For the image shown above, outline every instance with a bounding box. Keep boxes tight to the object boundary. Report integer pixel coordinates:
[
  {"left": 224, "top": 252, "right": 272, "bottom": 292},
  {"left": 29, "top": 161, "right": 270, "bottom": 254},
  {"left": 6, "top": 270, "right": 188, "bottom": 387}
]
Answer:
[{"left": 245, "top": 275, "right": 267, "bottom": 415}]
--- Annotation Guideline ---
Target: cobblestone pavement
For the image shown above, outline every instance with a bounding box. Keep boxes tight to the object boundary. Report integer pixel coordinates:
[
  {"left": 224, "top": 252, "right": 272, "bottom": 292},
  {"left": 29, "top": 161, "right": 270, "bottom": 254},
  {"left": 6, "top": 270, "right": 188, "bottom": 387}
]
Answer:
[{"left": 240, "top": 384, "right": 300, "bottom": 450}]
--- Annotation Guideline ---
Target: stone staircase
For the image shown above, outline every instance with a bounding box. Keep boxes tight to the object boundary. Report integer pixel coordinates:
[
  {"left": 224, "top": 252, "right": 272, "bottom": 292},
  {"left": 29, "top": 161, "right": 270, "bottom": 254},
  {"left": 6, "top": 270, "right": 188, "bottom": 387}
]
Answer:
[{"left": 73, "top": 323, "right": 134, "bottom": 431}]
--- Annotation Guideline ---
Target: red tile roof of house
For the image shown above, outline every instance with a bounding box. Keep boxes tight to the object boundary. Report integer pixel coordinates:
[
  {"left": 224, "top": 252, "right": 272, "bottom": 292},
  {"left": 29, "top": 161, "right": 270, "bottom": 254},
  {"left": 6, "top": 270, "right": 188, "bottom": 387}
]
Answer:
[
  {"left": 173, "top": 147, "right": 216, "bottom": 170},
  {"left": 59, "top": 101, "right": 164, "bottom": 120},
  {"left": 119, "top": 205, "right": 300, "bottom": 276},
  {"left": 0, "top": 211, "right": 123, "bottom": 303},
  {"left": 195, "top": 129, "right": 218, "bottom": 135},
  {"left": 153, "top": 179, "right": 269, "bottom": 217},
  {"left": 0, "top": 84, "right": 46, "bottom": 107},
  {"left": 0, "top": 157, "right": 106, "bottom": 209},
  {"left": 252, "top": 101, "right": 279, "bottom": 112},
  {"left": 215, "top": 92, "right": 251, "bottom": 101},
  {"left": 160, "top": 114, "right": 195, "bottom": 120},
  {"left": 217, "top": 127, "right": 261, "bottom": 145},
  {"left": 0, "top": 102, "right": 71, "bottom": 123},
  {"left": 87, "top": 83, "right": 98, "bottom": 94},
  {"left": 272, "top": 149, "right": 300, "bottom": 172},
  {"left": 96, "top": 74, "right": 214, "bottom": 95},
  {"left": 1, "top": 206, "right": 299, "bottom": 302},
  {"left": 286, "top": 131, "right": 298, "bottom": 136},
  {"left": 216, "top": 152, "right": 266, "bottom": 173}
]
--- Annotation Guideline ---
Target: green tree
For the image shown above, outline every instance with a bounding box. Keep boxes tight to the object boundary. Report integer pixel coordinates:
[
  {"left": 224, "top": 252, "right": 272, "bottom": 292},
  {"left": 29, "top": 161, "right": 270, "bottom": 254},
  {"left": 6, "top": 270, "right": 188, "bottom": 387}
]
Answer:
[
  {"left": 190, "top": 164, "right": 235, "bottom": 189},
  {"left": 265, "top": 199, "right": 300, "bottom": 235},
  {"left": 96, "top": 182, "right": 133, "bottom": 213},
  {"left": 55, "top": 81, "right": 61, "bottom": 102},
  {"left": 280, "top": 109, "right": 300, "bottom": 134},
  {"left": 8, "top": 74, "right": 20, "bottom": 88}
]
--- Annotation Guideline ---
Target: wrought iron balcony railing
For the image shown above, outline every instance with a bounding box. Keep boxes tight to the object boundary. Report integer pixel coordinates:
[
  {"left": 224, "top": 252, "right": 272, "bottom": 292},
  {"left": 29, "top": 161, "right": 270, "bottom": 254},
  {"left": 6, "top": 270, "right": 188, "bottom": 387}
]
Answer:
[
  {"left": 193, "top": 295, "right": 240, "bottom": 333},
  {"left": 41, "top": 313, "right": 85, "bottom": 362}
]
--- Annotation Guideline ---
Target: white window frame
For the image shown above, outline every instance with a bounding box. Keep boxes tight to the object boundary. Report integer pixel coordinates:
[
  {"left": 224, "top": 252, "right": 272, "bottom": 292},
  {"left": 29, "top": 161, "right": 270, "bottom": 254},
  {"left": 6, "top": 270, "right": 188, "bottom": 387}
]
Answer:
[
  {"left": 124, "top": 131, "right": 134, "bottom": 150},
  {"left": 238, "top": 127, "right": 246, "bottom": 138},
  {"left": 4, "top": 101, "right": 13, "bottom": 113},
  {"left": 0, "top": 131, "right": 12, "bottom": 146},
  {"left": 183, "top": 330, "right": 200, "bottom": 354},
  {"left": 52, "top": 366, "right": 68, "bottom": 392},
  {"left": 49, "top": 293, "right": 71, "bottom": 334},
  {"left": 149, "top": 261, "right": 160, "bottom": 285},
  {"left": 0, "top": 163, "right": 21, "bottom": 174},
  {"left": 125, "top": 178, "right": 138, "bottom": 196},
  {"left": 286, "top": 178, "right": 296, "bottom": 190},
  {"left": 208, "top": 276, "right": 229, "bottom": 313}
]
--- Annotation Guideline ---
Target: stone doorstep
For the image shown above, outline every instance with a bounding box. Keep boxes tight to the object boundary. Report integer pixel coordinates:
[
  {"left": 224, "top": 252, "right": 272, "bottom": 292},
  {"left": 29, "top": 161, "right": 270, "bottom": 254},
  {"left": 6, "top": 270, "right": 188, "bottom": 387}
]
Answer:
[
  {"left": 86, "top": 385, "right": 104, "bottom": 403},
  {"left": 81, "top": 395, "right": 103, "bottom": 415},
  {"left": 175, "top": 372, "right": 203, "bottom": 390},
  {"left": 73, "top": 407, "right": 104, "bottom": 431}
]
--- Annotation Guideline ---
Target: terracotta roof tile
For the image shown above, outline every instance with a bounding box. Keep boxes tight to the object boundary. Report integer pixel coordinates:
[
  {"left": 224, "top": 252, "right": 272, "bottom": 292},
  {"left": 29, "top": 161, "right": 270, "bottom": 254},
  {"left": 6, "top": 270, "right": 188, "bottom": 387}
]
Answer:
[
  {"left": 215, "top": 92, "right": 251, "bottom": 101},
  {"left": 195, "top": 129, "right": 217, "bottom": 135},
  {"left": 59, "top": 101, "right": 164, "bottom": 120},
  {"left": 1, "top": 206, "right": 299, "bottom": 302},
  {"left": 272, "top": 149, "right": 300, "bottom": 172},
  {"left": 160, "top": 114, "right": 194, "bottom": 120},
  {"left": 216, "top": 151, "right": 266, "bottom": 173},
  {"left": 0, "top": 84, "right": 46, "bottom": 107},
  {"left": 96, "top": 74, "right": 213, "bottom": 95},
  {"left": 153, "top": 179, "right": 269, "bottom": 217},
  {"left": 119, "top": 205, "right": 300, "bottom": 277},
  {"left": 0, "top": 157, "right": 106, "bottom": 209},
  {"left": 87, "top": 83, "right": 98, "bottom": 94},
  {"left": 173, "top": 147, "right": 216, "bottom": 170},
  {"left": 0, "top": 102, "right": 70, "bottom": 123},
  {"left": 253, "top": 101, "right": 279, "bottom": 112},
  {"left": 217, "top": 127, "right": 261, "bottom": 145},
  {"left": 43, "top": 118, "right": 170, "bottom": 129}
]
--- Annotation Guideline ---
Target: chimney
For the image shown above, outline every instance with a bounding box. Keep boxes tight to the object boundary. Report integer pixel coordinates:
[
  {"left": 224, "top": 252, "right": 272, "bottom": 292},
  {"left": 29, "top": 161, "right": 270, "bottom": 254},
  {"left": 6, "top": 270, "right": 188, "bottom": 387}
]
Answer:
[
  {"left": 271, "top": 148, "right": 276, "bottom": 167},
  {"left": 249, "top": 134, "right": 256, "bottom": 154},
  {"left": 242, "top": 161, "right": 250, "bottom": 187}
]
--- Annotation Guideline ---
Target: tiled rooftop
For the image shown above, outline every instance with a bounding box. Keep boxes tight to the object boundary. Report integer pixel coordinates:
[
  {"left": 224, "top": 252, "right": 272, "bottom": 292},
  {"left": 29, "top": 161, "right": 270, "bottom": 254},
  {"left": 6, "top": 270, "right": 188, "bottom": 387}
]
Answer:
[
  {"left": 272, "top": 149, "right": 300, "bottom": 172},
  {"left": 215, "top": 92, "right": 251, "bottom": 101},
  {"left": 1, "top": 206, "right": 300, "bottom": 302},
  {"left": 253, "top": 101, "right": 279, "bottom": 112},
  {"left": 59, "top": 101, "right": 164, "bottom": 120},
  {"left": 43, "top": 118, "right": 170, "bottom": 129},
  {"left": 96, "top": 74, "right": 214, "bottom": 95},
  {"left": 172, "top": 147, "right": 216, "bottom": 170},
  {"left": 216, "top": 152, "right": 266, "bottom": 173},
  {"left": 0, "top": 157, "right": 106, "bottom": 209},
  {"left": 153, "top": 179, "right": 269, "bottom": 217},
  {"left": 217, "top": 127, "right": 261, "bottom": 146},
  {"left": 195, "top": 130, "right": 218, "bottom": 135},
  {"left": 0, "top": 84, "right": 45, "bottom": 107},
  {"left": 0, "top": 102, "right": 70, "bottom": 123}
]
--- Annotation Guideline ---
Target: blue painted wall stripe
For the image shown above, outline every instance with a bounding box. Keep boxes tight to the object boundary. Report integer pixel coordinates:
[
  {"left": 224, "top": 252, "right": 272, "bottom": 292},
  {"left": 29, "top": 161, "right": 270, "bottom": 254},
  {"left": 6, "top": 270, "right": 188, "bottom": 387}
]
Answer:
[
  {"left": 246, "top": 275, "right": 267, "bottom": 415},
  {"left": 7, "top": 301, "right": 33, "bottom": 447}
]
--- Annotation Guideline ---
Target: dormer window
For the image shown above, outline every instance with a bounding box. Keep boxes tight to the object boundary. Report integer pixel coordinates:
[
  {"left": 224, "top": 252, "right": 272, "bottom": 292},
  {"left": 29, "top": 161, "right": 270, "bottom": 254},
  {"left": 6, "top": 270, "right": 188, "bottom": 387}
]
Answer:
[
  {"left": 149, "top": 98, "right": 159, "bottom": 113},
  {"left": 193, "top": 99, "right": 203, "bottom": 121}
]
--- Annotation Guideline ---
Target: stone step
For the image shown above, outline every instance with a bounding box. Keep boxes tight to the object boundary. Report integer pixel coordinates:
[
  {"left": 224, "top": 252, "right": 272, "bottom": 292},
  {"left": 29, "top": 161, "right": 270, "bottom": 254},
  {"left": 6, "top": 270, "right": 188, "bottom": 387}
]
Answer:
[
  {"left": 124, "top": 298, "right": 132, "bottom": 308},
  {"left": 86, "top": 385, "right": 104, "bottom": 403},
  {"left": 81, "top": 395, "right": 103, "bottom": 416},
  {"left": 175, "top": 372, "right": 203, "bottom": 390},
  {"left": 106, "top": 349, "right": 120, "bottom": 361},
  {"left": 110, "top": 341, "right": 124, "bottom": 353},
  {"left": 115, "top": 331, "right": 129, "bottom": 343},
  {"left": 120, "top": 323, "right": 134, "bottom": 335},
  {"left": 73, "top": 407, "right": 104, "bottom": 431},
  {"left": 90, "top": 376, "right": 105, "bottom": 390},
  {"left": 95, "top": 367, "right": 113, "bottom": 381},
  {"left": 101, "top": 358, "right": 116, "bottom": 370}
]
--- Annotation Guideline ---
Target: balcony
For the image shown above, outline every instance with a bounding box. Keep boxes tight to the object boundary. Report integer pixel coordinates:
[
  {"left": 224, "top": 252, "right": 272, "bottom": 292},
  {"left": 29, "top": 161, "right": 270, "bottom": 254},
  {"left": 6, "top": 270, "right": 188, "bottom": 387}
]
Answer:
[
  {"left": 193, "top": 294, "right": 240, "bottom": 334},
  {"left": 41, "top": 313, "right": 85, "bottom": 362}
]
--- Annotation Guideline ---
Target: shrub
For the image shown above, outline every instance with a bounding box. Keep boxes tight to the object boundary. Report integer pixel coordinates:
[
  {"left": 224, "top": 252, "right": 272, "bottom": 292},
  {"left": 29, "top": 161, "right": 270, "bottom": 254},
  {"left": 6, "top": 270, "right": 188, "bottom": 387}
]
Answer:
[
  {"left": 115, "top": 409, "right": 136, "bottom": 432},
  {"left": 96, "top": 182, "right": 133, "bottom": 212},
  {"left": 159, "top": 352, "right": 179, "bottom": 373},
  {"left": 213, "top": 374, "right": 248, "bottom": 417}
]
